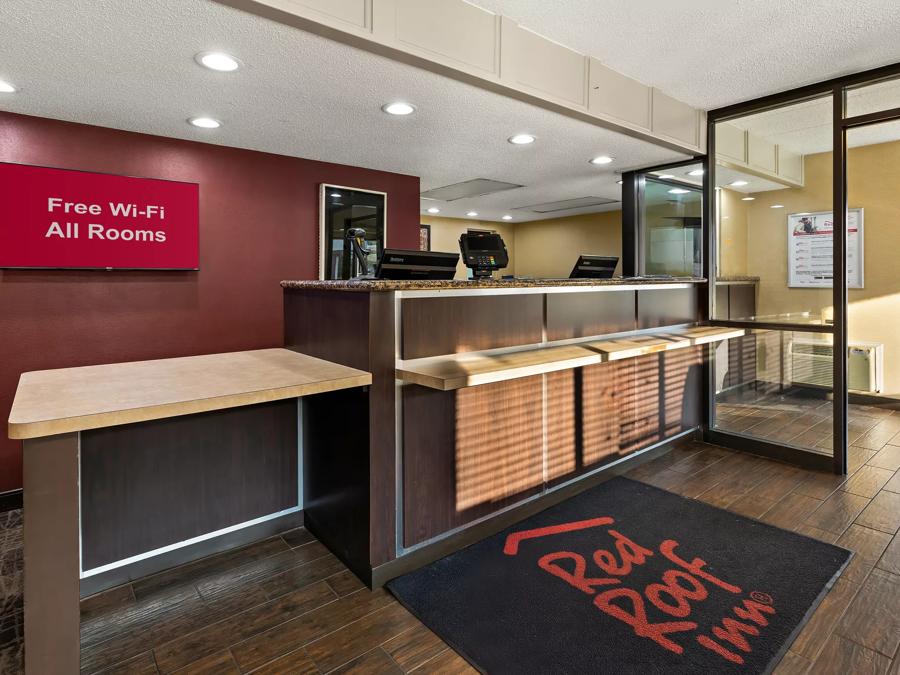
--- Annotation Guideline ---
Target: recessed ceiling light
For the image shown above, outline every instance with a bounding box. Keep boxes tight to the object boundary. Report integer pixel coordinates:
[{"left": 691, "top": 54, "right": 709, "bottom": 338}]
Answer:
[
  {"left": 0, "top": 80, "right": 15, "bottom": 93},
  {"left": 741, "top": 197, "right": 756, "bottom": 201},
  {"left": 668, "top": 188, "right": 690, "bottom": 195},
  {"left": 771, "top": 204, "right": 785, "bottom": 209},
  {"left": 382, "top": 102, "right": 416, "bottom": 116},
  {"left": 508, "top": 134, "right": 536, "bottom": 145},
  {"left": 502, "top": 214, "right": 513, "bottom": 220},
  {"left": 466, "top": 211, "right": 479, "bottom": 217},
  {"left": 195, "top": 51, "right": 240, "bottom": 72},
  {"left": 590, "top": 155, "right": 614, "bottom": 165},
  {"left": 658, "top": 174, "right": 675, "bottom": 179},
  {"left": 188, "top": 117, "right": 221, "bottom": 129},
  {"left": 687, "top": 168, "right": 705, "bottom": 176},
  {"left": 427, "top": 207, "right": 440, "bottom": 214},
  {"left": 729, "top": 180, "right": 749, "bottom": 187}
]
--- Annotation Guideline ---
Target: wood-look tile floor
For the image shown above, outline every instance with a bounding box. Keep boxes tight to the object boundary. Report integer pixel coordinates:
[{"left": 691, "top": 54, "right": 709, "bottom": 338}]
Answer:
[{"left": 2, "top": 434, "right": 900, "bottom": 673}]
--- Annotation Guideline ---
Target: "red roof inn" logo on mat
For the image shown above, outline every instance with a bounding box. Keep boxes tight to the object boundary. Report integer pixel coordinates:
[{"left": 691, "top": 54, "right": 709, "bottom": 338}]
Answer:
[{"left": 504, "top": 517, "right": 776, "bottom": 666}]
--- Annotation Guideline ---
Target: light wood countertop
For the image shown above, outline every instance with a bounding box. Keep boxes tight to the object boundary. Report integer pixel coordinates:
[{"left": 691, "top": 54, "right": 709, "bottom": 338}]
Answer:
[
  {"left": 396, "top": 345, "right": 603, "bottom": 391},
  {"left": 8, "top": 349, "right": 371, "bottom": 440}
]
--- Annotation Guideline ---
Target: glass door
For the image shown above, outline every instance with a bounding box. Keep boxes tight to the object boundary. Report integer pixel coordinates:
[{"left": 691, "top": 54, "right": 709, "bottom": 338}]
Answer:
[
  {"left": 842, "top": 82, "right": 900, "bottom": 470},
  {"left": 708, "top": 94, "right": 837, "bottom": 470}
]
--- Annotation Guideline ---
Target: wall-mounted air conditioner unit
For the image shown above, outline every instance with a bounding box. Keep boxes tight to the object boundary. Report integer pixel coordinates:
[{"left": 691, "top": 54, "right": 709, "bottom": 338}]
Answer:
[{"left": 789, "top": 339, "right": 883, "bottom": 394}]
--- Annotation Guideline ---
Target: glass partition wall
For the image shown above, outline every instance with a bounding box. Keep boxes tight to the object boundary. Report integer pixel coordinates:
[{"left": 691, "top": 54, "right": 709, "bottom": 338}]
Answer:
[{"left": 706, "top": 66, "right": 900, "bottom": 473}]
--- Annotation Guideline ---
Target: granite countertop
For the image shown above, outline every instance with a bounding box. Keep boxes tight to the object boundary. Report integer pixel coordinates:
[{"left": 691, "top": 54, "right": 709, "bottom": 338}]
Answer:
[
  {"left": 716, "top": 276, "right": 760, "bottom": 283},
  {"left": 281, "top": 277, "right": 707, "bottom": 292}
]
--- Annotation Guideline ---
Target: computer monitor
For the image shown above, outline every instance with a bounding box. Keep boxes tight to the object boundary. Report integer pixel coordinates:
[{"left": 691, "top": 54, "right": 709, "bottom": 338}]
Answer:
[
  {"left": 569, "top": 255, "right": 618, "bottom": 279},
  {"left": 374, "top": 249, "right": 459, "bottom": 280}
]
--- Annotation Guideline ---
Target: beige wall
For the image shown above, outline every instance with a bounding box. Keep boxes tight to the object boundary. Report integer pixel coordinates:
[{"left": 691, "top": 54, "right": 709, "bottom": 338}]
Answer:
[
  {"left": 422, "top": 211, "right": 622, "bottom": 280},
  {"left": 718, "top": 187, "right": 748, "bottom": 277},
  {"left": 743, "top": 150, "right": 834, "bottom": 320},
  {"left": 421, "top": 215, "right": 517, "bottom": 279},
  {"left": 513, "top": 211, "right": 622, "bottom": 278},
  {"left": 723, "top": 139, "right": 900, "bottom": 394}
]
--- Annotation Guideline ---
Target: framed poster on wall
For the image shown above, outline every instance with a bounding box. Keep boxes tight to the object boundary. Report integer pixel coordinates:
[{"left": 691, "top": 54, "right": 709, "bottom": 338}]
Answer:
[{"left": 787, "top": 208, "right": 863, "bottom": 288}]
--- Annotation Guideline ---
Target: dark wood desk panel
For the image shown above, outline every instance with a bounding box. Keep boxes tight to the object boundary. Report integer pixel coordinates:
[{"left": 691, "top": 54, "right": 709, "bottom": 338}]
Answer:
[
  {"left": 729, "top": 283, "right": 757, "bottom": 320},
  {"left": 401, "top": 294, "right": 543, "bottom": 359},
  {"left": 546, "top": 369, "right": 577, "bottom": 484},
  {"left": 663, "top": 346, "right": 704, "bottom": 436},
  {"left": 80, "top": 399, "right": 298, "bottom": 570},
  {"left": 284, "top": 289, "right": 371, "bottom": 372},
  {"left": 715, "top": 283, "right": 730, "bottom": 319},
  {"left": 580, "top": 361, "right": 623, "bottom": 469},
  {"left": 402, "top": 376, "right": 545, "bottom": 547},
  {"left": 618, "top": 354, "right": 663, "bottom": 453},
  {"left": 545, "top": 290, "right": 636, "bottom": 341},
  {"left": 637, "top": 287, "right": 698, "bottom": 328},
  {"left": 284, "top": 289, "right": 397, "bottom": 567}
]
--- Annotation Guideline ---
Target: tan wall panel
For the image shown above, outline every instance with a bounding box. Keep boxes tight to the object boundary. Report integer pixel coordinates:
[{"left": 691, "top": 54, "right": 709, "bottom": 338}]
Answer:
[
  {"left": 513, "top": 211, "right": 622, "bottom": 279},
  {"left": 266, "top": 0, "right": 370, "bottom": 30},
  {"left": 778, "top": 146, "right": 804, "bottom": 183},
  {"left": 718, "top": 188, "right": 749, "bottom": 277},
  {"left": 507, "top": 25, "right": 587, "bottom": 107},
  {"left": 748, "top": 133, "right": 777, "bottom": 173},
  {"left": 421, "top": 215, "right": 516, "bottom": 279},
  {"left": 394, "top": 0, "right": 498, "bottom": 76},
  {"left": 588, "top": 59, "right": 651, "bottom": 130},
  {"left": 739, "top": 139, "right": 900, "bottom": 394},
  {"left": 652, "top": 89, "right": 699, "bottom": 148},
  {"left": 717, "top": 123, "right": 747, "bottom": 163}
]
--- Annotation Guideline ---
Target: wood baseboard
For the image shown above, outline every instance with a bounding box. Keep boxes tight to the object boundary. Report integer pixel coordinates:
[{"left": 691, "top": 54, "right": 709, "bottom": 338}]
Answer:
[{"left": 0, "top": 489, "right": 22, "bottom": 513}]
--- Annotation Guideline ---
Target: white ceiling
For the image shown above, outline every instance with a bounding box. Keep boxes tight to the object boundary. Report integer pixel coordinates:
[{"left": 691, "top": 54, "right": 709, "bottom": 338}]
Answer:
[
  {"left": 471, "top": 0, "right": 900, "bottom": 111},
  {"left": 0, "top": 0, "right": 689, "bottom": 224},
  {"left": 728, "top": 83, "right": 900, "bottom": 157}
]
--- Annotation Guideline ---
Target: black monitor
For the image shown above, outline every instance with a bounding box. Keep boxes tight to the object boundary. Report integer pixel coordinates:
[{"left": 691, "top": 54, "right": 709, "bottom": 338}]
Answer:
[
  {"left": 569, "top": 255, "right": 618, "bottom": 279},
  {"left": 459, "top": 231, "right": 509, "bottom": 278},
  {"left": 374, "top": 249, "right": 459, "bottom": 280}
]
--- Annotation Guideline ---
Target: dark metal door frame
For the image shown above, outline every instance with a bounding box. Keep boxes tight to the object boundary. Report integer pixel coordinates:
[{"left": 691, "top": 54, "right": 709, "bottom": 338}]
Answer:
[{"left": 704, "top": 61, "right": 900, "bottom": 475}]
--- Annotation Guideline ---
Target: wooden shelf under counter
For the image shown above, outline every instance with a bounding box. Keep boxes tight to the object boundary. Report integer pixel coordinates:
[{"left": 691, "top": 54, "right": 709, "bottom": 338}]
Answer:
[
  {"left": 396, "top": 325, "right": 746, "bottom": 391},
  {"left": 395, "top": 345, "right": 604, "bottom": 391}
]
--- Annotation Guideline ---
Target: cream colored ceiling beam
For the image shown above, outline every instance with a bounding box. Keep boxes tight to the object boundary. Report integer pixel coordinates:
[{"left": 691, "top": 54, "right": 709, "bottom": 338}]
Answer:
[{"left": 214, "top": 0, "right": 706, "bottom": 155}]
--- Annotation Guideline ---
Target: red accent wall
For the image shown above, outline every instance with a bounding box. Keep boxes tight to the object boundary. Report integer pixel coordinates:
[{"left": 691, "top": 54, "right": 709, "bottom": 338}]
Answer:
[{"left": 0, "top": 112, "right": 420, "bottom": 492}]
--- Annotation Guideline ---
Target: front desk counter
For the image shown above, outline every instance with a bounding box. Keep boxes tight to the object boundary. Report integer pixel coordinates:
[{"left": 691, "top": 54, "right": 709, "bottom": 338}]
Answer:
[
  {"left": 281, "top": 277, "right": 739, "bottom": 588},
  {"left": 7, "top": 348, "right": 371, "bottom": 675}
]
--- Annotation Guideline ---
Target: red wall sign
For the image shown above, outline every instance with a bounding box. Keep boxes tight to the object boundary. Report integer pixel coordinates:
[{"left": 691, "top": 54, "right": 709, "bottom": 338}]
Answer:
[{"left": 0, "top": 163, "right": 199, "bottom": 269}]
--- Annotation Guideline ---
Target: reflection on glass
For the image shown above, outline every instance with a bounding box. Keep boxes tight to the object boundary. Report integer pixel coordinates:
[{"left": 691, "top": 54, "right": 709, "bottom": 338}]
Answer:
[
  {"left": 713, "top": 329, "right": 833, "bottom": 455},
  {"left": 320, "top": 186, "right": 386, "bottom": 280},
  {"left": 642, "top": 177, "right": 702, "bottom": 276},
  {"left": 846, "top": 76, "right": 900, "bottom": 118},
  {"left": 712, "top": 95, "right": 833, "bottom": 325},
  {"left": 847, "top": 119, "right": 900, "bottom": 402}
]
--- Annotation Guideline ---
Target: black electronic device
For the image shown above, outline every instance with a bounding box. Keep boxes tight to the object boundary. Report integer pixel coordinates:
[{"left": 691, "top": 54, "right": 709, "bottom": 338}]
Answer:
[
  {"left": 374, "top": 249, "right": 459, "bottom": 280},
  {"left": 568, "top": 255, "right": 619, "bottom": 279},
  {"left": 459, "top": 231, "right": 509, "bottom": 278}
]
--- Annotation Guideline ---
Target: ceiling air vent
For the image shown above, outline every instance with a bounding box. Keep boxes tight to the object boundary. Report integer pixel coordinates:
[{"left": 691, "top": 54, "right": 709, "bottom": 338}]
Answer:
[
  {"left": 514, "top": 196, "right": 618, "bottom": 213},
  {"left": 420, "top": 179, "right": 524, "bottom": 201}
]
